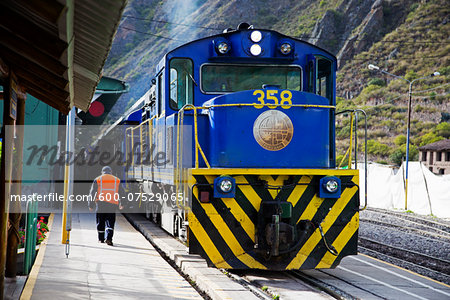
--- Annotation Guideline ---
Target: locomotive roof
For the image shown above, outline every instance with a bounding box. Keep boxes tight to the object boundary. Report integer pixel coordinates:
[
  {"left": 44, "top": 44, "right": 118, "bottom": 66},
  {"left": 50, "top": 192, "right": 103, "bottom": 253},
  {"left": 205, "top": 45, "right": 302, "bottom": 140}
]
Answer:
[{"left": 164, "top": 28, "right": 337, "bottom": 62}]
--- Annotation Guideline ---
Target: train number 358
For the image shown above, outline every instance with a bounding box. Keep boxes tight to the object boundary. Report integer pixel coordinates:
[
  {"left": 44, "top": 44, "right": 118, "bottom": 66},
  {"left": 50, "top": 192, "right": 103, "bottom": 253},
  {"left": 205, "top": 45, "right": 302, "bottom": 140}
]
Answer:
[{"left": 253, "top": 90, "right": 293, "bottom": 109}]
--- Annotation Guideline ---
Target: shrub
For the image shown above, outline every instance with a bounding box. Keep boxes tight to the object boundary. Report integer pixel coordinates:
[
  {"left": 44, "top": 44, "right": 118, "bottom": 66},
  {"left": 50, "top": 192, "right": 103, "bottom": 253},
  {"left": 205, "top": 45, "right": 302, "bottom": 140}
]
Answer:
[
  {"left": 437, "top": 65, "right": 450, "bottom": 76},
  {"left": 368, "top": 78, "right": 386, "bottom": 87},
  {"left": 364, "top": 140, "right": 390, "bottom": 156},
  {"left": 389, "top": 148, "right": 404, "bottom": 166},
  {"left": 435, "top": 122, "right": 450, "bottom": 138},
  {"left": 395, "top": 135, "right": 407, "bottom": 146},
  {"left": 337, "top": 125, "right": 351, "bottom": 139},
  {"left": 410, "top": 3, "right": 419, "bottom": 12},
  {"left": 419, "top": 132, "right": 444, "bottom": 146},
  {"left": 405, "top": 70, "right": 418, "bottom": 81}
]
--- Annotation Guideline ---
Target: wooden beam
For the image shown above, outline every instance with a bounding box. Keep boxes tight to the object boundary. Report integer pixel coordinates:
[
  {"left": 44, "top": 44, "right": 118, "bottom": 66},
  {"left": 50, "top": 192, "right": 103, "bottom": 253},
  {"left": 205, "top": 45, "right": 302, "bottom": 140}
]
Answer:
[
  {"left": 0, "top": 27, "right": 68, "bottom": 77},
  {"left": 0, "top": 3, "right": 68, "bottom": 60},
  {"left": 0, "top": 57, "right": 9, "bottom": 79},
  {"left": 6, "top": 0, "right": 67, "bottom": 24},
  {"left": 0, "top": 44, "right": 69, "bottom": 90},
  {"left": 18, "top": 75, "right": 69, "bottom": 102},
  {"left": 24, "top": 85, "right": 71, "bottom": 115}
]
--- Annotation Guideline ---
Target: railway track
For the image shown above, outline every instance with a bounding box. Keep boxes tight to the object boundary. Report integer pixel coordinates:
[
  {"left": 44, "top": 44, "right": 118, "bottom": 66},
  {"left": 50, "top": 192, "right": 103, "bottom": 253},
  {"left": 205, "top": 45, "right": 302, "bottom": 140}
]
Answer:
[
  {"left": 364, "top": 207, "right": 450, "bottom": 234},
  {"left": 359, "top": 218, "right": 450, "bottom": 241},
  {"left": 359, "top": 237, "right": 450, "bottom": 276},
  {"left": 359, "top": 245, "right": 450, "bottom": 285},
  {"left": 127, "top": 212, "right": 450, "bottom": 299},
  {"left": 288, "top": 270, "right": 356, "bottom": 300},
  {"left": 359, "top": 208, "right": 450, "bottom": 285}
]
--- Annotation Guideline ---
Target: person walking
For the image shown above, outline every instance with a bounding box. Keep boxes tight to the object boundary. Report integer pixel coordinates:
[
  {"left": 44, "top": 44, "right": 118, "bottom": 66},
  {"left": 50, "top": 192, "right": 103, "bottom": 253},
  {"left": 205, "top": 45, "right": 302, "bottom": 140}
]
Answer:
[{"left": 89, "top": 166, "right": 124, "bottom": 246}]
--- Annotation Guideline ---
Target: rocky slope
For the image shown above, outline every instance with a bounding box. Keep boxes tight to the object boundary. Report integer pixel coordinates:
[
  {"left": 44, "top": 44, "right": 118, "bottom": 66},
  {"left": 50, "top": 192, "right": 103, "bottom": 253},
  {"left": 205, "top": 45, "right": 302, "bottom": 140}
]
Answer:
[{"left": 103, "top": 0, "right": 449, "bottom": 165}]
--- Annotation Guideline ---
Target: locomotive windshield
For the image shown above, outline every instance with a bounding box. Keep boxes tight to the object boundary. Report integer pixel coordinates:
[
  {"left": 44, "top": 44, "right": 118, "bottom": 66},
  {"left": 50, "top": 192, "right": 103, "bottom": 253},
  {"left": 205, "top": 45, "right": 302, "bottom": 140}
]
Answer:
[{"left": 201, "top": 64, "right": 301, "bottom": 93}]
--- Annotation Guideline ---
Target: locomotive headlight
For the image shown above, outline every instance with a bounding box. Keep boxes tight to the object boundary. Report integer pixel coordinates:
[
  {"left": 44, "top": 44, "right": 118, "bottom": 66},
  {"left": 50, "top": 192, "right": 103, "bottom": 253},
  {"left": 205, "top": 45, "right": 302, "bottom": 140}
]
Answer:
[
  {"left": 250, "top": 30, "right": 262, "bottom": 42},
  {"left": 217, "top": 42, "right": 230, "bottom": 54},
  {"left": 280, "top": 43, "right": 292, "bottom": 55},
  {"left": 250, "top": 44, "right": 262, "bottom": 56},
  {"left": 319, "top": 176, "right": 341, "bottom": 199},
  {"left": 219, "top": 179, "right": 233, "bottom": 193},
  {"left": 214, "top": 176, "right": 236, "bottom": 198},
  {"left": 325, "top": 180, "right": 339, "bottom": 193}
]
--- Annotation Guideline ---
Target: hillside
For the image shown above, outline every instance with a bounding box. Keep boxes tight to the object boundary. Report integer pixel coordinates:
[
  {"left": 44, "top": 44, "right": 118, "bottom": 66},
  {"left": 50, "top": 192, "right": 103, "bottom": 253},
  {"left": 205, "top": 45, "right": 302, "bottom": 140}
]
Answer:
[{"left": 103, "top": 0, "right": 449, "bottom": 165}]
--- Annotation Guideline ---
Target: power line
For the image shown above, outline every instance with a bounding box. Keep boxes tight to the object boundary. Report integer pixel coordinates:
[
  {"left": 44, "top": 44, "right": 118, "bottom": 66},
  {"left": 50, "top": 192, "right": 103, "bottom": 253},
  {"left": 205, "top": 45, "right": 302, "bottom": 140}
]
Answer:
[
  {"left": 118, "top": 26, "right": 449, "bottom": 61},
  {"left": 122, "top": 15, "right": 448, "bottom": 44},
  {"left": 119, "top": 25, "right": 186, "bottom": 41},
  {"left": 350, "top": 56, "right": 449, "bottom": 61},
  {"left": 412, "top": 82, "right": 450, "bottom": 94},
  {"left": 302, "top": 36, "right": 450, "bottom": 44},
  {"left": 338, "top": 82, "right": 449, "bottom": 105},
  {"left": 122, "top": 15, "right": 222, "bottom": 31}
]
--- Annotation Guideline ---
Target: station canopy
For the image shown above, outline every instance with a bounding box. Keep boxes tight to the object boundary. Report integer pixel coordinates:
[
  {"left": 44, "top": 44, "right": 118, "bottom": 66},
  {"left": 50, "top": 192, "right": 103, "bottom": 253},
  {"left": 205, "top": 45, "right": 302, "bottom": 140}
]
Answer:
[{"left": 0, "top": 0, "right": 127, "bottom": 114}]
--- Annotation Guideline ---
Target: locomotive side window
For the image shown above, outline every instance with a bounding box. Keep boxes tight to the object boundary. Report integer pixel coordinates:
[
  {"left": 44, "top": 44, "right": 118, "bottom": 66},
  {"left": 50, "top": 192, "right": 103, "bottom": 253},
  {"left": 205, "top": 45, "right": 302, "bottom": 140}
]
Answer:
[
  {"left": 169, "top": 58, "right": 193, "bottom": 110},
  {"left": 316, "top": 57, "right": 332, "bottom": 102},
  {"left": 201, "top": 64, "right": 301, "bottom": 93}
]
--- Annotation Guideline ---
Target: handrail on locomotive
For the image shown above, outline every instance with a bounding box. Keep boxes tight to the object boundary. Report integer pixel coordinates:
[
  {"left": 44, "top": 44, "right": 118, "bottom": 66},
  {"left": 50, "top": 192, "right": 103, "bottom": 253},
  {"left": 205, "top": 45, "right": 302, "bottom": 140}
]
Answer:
[
  {"left": 335, "top": 109, "right": 368, "bottom": 211},
  {"left": 126, "top": 104, "right": 368, "bottom": 211}
]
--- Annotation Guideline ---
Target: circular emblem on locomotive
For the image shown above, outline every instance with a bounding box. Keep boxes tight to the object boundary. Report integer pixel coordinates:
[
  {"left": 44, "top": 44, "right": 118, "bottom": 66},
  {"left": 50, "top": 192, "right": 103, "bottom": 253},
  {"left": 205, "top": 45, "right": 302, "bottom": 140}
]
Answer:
[{"left": 253, "top": 110, "right": 294, "bottom": 151}]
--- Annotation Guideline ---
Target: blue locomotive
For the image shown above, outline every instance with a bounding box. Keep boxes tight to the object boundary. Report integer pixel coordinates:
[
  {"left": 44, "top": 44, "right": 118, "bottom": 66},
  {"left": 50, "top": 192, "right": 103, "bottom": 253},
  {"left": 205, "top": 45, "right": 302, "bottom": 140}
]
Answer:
[{"left": 121, "top": 23, "right": 362, "bottom": 270}]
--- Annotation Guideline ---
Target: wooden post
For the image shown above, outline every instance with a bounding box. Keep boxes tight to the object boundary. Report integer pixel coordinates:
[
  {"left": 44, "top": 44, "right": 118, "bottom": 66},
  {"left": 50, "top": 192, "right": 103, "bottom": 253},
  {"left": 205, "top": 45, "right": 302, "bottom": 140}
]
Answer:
[
  {"left": 5, "top": 91, "right": 26, "bottom": 277},
  {"left": 0, "top": 66, "right": 15, "bottom": 300}
]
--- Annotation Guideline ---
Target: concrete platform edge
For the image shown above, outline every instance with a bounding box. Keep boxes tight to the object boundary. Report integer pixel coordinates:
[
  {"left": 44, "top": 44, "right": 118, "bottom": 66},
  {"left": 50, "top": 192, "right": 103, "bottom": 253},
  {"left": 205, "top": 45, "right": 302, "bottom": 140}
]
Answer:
[{"left": 123, "top": 213, "right": 260, "bottom": 300}]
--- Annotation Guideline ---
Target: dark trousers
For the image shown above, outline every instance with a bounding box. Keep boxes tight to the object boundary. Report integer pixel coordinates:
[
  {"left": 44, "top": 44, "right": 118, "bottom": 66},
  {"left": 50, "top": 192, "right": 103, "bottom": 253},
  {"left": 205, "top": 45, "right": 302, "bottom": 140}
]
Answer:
[{"left": 96, "top": 212, "right": 116, "bottom": 241}]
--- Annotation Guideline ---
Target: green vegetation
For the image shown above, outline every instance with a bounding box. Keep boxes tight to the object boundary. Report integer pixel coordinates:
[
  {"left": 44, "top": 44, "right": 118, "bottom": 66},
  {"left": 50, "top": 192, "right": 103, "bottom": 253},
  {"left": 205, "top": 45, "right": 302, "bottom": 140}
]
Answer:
[
  {"left": 102, "top": 0, "right": 448, "bottom": 167},
  {"left": 436, "top": 122, "right": 450, "bottom": 138},
  {"left": 336, "top": 0, "right": 449, "bottom": 165},
  {"left": 367, "top": 78, "right": 386, "bottom": 87}
]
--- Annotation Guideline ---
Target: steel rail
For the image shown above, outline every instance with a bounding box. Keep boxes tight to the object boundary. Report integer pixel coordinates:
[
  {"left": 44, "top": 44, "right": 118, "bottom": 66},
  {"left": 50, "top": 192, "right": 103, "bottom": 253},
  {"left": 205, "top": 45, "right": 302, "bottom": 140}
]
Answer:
[
  {"left": 365, "top": 208, "right": 450, "bottom": 233},
  {"left": 360, "top": 218, "right": 450, "bottom": 241},
  {"left": 359, "top": 237, "right": 450, "bottom": 274}
]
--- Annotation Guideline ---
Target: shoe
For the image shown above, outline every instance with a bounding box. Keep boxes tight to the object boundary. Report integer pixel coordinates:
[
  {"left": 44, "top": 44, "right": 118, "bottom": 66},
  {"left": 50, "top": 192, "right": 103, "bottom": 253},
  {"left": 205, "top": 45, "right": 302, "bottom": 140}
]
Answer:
[
  {"left": 98, "top": 240, "right": 104, "bottom": 243},
  {"left": 105, "top": 240, "right": 113, "bottom": 246}
]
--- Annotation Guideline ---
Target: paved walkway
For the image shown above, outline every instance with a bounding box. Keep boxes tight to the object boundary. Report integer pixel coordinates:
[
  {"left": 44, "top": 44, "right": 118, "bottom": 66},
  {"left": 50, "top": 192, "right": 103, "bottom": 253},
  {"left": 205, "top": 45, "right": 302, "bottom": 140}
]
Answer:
[{"left": 25, "top": 213, "right": 201, "bottom": 300}]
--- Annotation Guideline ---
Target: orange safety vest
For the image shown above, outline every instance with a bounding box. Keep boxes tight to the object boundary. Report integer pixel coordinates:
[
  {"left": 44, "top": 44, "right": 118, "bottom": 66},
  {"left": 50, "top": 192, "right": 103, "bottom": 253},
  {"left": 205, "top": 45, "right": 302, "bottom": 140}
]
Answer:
[{"left": 96, "top": 174, "right": 120, "bottom": 205}]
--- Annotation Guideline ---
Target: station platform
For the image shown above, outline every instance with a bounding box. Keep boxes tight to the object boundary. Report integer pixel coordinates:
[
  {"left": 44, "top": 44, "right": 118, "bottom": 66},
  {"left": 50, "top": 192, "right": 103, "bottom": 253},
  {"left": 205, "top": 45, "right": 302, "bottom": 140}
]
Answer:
[{"left": 20, "top": 213, "right": 202, "bottom": 300}]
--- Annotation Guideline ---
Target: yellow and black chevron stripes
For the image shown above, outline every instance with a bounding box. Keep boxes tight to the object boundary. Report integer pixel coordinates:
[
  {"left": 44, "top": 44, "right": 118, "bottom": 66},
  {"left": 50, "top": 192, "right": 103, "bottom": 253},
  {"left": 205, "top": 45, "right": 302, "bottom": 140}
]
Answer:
[
  {"left": 188, "top": 170, "right": 359, "bottom": 270},
  {"left": 286, "top": 178, "right": 359, "bottom": 269}
]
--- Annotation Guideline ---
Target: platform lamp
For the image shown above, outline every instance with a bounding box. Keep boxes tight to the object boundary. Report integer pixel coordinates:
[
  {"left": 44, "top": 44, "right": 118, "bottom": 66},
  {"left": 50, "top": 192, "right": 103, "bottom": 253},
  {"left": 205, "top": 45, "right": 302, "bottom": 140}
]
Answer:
[{"left": 368, "top": 64, "right": 440, "bottom": 210}]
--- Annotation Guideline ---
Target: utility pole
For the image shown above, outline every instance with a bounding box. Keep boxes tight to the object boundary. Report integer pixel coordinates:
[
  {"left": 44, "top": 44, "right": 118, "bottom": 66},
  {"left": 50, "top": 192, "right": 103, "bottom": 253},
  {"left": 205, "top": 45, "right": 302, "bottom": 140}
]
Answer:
[{"left": 368, "top": 64, "right": 440, "bottom": 209}]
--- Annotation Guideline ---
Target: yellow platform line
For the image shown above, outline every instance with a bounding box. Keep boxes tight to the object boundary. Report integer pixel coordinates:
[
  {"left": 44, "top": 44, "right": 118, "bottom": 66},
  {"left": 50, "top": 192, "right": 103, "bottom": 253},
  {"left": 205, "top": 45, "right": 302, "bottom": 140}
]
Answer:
[{"left": 20, "top": 213, "right": 54, "bottom": 300}]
